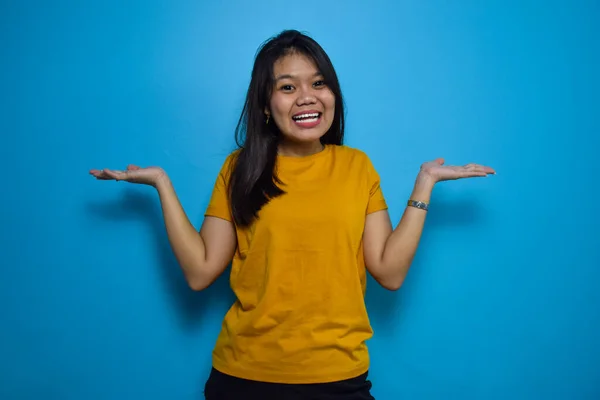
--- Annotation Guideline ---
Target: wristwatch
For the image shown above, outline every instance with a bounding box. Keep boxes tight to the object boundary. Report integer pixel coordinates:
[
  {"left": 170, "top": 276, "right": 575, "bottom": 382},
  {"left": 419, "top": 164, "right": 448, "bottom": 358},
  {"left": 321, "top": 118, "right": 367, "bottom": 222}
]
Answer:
[{"left": 407, "top": 199, "right": 428, "bottom": 211}]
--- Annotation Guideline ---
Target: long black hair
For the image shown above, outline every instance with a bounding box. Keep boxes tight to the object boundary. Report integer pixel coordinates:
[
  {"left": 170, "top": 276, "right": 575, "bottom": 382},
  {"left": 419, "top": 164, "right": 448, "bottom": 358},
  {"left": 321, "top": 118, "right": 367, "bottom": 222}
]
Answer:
[{"left": 229, "top": 29, "right": 345, "bottom": 227}]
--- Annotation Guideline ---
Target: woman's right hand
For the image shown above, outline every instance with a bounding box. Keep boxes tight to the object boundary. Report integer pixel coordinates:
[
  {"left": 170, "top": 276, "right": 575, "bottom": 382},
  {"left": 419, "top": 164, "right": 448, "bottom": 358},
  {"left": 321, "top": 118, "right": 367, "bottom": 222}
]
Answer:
[{"left": 89, "top": 165, "right": 167, "bottom": 187}]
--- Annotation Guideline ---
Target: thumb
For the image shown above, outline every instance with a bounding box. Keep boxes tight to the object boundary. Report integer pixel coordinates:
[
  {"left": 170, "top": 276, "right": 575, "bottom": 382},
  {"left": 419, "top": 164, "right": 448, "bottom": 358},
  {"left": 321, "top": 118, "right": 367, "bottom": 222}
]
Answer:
[
  {"left": 127, "top": 165, "right": 141, "bottom": 171},
  {"left": 435, "top": 157, "right": 445, "bottom": 165}
]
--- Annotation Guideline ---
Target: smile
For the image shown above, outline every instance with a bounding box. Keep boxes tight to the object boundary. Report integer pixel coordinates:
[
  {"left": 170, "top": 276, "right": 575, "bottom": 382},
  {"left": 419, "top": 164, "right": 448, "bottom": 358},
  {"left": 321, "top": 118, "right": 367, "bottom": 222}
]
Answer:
[
  {"left": 292, "top": 112, "right": 322, "bottom": 128},
  {"left": 292, "top": 112, "right": 321, "bottom": 121}
]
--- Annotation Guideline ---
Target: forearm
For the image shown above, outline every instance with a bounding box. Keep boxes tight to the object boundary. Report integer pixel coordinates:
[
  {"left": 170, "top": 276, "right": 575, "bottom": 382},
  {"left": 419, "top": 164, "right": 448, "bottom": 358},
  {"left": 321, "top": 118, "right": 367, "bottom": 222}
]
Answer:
[
  {"left": 154, "top": 176, "right": 207, "bottom": 284},
  {"left": 381, "top": 173, "right": 435, "bottom": 287}
]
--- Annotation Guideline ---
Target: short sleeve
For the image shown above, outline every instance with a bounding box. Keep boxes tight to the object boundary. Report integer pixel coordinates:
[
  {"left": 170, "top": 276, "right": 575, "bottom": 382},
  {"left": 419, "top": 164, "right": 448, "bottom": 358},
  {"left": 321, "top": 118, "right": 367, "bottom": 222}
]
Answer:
[
  {"left": 204, "top": 153, "right": 236, "bottom": 222},
  {"left": 365, "top": 155, "right": 388, "bottom": 215}
]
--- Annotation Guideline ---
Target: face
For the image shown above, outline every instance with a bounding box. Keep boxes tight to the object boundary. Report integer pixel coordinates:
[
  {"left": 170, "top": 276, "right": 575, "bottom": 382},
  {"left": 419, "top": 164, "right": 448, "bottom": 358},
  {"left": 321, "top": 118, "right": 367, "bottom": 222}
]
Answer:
[{"left": 268, "top": 53, "right": 336, "bottom": 145}]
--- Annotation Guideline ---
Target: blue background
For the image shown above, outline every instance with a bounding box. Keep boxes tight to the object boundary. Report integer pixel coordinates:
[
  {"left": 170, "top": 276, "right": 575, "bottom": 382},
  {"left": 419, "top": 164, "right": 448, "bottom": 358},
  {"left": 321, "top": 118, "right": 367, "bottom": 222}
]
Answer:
[{"left": 1, "top": 0, "right": 599, "bottom": 399}]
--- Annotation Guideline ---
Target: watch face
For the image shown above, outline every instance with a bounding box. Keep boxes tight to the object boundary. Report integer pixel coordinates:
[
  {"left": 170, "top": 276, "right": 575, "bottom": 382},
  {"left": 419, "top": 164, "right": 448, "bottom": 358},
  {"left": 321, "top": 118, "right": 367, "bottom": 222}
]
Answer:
[{"left": 409, "top": 200, "right": 427, "bottom": 210}]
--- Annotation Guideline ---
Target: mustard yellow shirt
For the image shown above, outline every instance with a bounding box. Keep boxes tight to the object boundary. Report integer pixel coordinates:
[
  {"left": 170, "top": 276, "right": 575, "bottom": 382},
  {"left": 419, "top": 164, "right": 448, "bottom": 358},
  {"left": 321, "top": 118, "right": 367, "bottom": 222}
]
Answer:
[{"left": 204, "top": 144, "right": 387, "bottom": 384}]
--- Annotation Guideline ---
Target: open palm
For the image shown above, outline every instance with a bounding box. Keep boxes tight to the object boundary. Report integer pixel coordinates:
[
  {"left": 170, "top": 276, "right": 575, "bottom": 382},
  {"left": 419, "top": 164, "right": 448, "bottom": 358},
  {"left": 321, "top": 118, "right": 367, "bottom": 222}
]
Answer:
[
  {"left": 420, "top": 158, "right": 495, "bottom": 183},
  {"left": 89, "top": 165, "right": 166, "bottom": 186}
]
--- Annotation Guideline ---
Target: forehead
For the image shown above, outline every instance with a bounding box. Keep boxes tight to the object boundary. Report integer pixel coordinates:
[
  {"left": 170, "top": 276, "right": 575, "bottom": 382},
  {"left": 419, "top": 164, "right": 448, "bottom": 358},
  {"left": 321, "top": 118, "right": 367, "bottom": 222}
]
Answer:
[{"left": 273, "top": 53, "right": 320, "bottom": 78}]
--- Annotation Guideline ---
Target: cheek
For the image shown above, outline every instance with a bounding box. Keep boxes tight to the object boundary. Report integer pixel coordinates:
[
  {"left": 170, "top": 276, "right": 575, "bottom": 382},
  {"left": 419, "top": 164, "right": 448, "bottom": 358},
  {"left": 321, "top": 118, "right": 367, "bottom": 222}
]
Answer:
[
  {"left": 270, "top": 94, "right": 290, "bottom": 116},
  {"left": 324, "top": 92, "right": 336, "bottom": 115},
  {"left": 272, "top": 111, "right": 289, "bottom": 128},
  {"left": 269, "top": 98, "right": 293, "bottom": 131}
]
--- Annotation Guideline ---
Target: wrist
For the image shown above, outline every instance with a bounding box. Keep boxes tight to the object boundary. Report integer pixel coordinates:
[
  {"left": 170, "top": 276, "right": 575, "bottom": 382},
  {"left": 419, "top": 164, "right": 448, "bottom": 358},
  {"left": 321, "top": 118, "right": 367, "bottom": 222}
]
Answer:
[
  {"left": 410, "top": 172, "right": 435, "bottom": 204},
  {"left": 415, "top": 171, "right": 436, "bottom": 190},
  {"left": 154, "top": 171, "right": 171, "bottom": 190}
]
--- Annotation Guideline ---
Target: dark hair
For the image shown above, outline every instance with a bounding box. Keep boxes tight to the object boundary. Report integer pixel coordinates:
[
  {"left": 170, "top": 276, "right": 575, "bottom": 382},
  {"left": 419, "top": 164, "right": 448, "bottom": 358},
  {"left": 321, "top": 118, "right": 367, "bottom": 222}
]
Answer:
[{"left": 229, "top": 29, "right": 345, "bottom": 227}]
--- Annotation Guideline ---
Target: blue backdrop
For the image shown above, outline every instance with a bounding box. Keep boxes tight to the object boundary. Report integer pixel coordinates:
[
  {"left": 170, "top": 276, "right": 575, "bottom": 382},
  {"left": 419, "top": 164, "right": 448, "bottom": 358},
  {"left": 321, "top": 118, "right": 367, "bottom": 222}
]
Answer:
[{"left": 1, "top": 0, "right": 598, "bottom": 399}]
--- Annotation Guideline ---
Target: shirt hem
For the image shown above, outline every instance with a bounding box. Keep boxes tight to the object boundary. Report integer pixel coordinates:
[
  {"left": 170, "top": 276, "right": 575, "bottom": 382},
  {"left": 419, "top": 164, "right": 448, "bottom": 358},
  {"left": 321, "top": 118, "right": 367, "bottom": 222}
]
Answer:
[
  {"left": 204, "top": 210, "right": 232, "bottom": 222},
  {"left": 211, "top": 358, "right": 370, "bottom": 384},
  {"left": 367, "top": 203, "right": 388, "bottom": 215}
]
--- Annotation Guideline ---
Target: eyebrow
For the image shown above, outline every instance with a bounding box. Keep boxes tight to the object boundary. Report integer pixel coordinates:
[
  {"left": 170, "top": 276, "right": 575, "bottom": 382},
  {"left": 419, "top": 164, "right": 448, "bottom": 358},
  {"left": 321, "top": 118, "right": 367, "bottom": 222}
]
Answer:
[{"left": 275, "top": 71, "right": 323, "bottom": 81}]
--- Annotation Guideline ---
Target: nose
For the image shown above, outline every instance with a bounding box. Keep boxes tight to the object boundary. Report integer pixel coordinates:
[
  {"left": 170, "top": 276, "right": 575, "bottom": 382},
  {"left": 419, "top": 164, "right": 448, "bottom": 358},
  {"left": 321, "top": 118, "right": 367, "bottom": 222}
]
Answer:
[{"left": 295, "top": 85, "right": 317, "bottom": 106}]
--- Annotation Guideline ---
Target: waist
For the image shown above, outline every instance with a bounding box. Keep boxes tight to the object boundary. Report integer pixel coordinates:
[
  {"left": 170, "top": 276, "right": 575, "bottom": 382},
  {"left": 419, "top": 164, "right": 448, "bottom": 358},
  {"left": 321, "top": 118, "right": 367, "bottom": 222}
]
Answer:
[{"left": 211, "top": 303, "right": 373, "bottom": 383}]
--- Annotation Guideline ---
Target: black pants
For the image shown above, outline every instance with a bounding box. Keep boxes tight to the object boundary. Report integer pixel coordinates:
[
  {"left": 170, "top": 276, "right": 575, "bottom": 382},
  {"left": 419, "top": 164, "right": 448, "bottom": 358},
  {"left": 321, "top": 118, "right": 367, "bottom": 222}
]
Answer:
[{"left": 203, "top": 367, "right": 375, "bottom": 400}]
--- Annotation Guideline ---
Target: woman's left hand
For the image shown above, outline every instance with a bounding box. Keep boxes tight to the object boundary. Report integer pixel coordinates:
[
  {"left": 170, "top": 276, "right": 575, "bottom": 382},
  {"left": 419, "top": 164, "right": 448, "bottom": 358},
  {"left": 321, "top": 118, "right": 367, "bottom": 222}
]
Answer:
[{"left": 419, "top": 158, "right": 496, "bottom": 184}]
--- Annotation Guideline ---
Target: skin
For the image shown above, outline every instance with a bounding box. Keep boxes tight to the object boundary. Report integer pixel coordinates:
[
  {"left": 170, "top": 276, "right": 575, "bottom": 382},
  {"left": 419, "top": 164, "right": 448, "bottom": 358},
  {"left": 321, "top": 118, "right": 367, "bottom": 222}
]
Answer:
[
  {"left": 89, "top": 53, "right": 496, "bottom": 291},
  {"left": 267, "top": 52, "right": 335, "bottom": 157}
]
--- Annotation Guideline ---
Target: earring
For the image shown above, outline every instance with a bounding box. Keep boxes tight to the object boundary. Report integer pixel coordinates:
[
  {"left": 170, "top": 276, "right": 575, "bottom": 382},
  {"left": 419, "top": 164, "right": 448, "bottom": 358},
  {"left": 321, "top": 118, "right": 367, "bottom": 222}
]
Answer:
[{"left": 266, "top": 114, "right": 270, "bottom": 124}]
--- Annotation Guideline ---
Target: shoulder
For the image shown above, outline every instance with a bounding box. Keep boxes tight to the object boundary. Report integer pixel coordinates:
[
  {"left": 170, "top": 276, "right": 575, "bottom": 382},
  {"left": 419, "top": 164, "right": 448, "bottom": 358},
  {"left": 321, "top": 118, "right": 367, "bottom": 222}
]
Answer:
[
  {"left": 330, "top": 145, "right": 382, "bottom": 186},
  {"left": 212, "top": 149, "right": 240, "bottom": 182},
  {"left": 224, "top": 148, "right": 241, "bottom": 168},
  {"left": 225, "top": 148, "right": 241, "bottom": 162},
  {"left": 330, "top": 144, "right": 375, "bottom": 166},
  {"left": 331, "top": 144, "right": 368, "bottom": 158}
]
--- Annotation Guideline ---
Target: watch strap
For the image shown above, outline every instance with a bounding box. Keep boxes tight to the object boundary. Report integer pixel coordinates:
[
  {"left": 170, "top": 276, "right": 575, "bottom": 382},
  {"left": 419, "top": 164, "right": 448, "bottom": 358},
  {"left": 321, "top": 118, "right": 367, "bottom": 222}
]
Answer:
[{"left": 407, "top": 199, "right": 429, "bottom": 211}]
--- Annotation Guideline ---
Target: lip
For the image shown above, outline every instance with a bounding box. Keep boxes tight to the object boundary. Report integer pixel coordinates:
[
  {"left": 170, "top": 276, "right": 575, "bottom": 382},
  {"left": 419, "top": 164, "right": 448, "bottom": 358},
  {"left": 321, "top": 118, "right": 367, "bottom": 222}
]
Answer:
[
  {"left": 292, "top": 110, "right": 322, "bottom": 129},
  {"left": 292, "top": 109, "right": 322, "bottom": 117}
]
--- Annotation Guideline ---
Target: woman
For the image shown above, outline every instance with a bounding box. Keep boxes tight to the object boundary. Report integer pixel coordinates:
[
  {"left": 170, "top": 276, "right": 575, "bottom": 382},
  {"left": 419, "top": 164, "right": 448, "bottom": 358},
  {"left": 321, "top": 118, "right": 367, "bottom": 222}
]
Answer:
[{"left": 90, "top": 30, "right": 495, "bottom": 399}]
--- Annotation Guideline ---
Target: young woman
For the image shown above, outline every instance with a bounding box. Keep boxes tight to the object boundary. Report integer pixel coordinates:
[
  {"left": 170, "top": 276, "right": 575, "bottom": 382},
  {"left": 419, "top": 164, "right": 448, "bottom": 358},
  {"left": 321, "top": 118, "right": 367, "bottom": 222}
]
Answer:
[{"left": 90, "top": 30, "right": 495, "bottom": 400}]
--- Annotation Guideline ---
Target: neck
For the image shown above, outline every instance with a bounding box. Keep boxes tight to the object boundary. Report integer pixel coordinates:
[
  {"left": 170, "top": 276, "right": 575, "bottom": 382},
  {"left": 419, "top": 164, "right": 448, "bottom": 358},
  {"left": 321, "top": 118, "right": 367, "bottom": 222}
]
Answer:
[{"left": 278, "top": 140, "right": 324, "bottom": 157}]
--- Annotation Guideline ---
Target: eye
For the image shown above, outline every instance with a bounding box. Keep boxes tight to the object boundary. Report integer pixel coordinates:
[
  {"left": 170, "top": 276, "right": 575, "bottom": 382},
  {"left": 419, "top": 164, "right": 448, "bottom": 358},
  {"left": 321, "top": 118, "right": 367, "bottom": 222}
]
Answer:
[
  {"left": 313, "top": 80, "right": 326, "bottom": 88},
  {"left": 279, "top": 84, "right": 294, "bottom": 92}
]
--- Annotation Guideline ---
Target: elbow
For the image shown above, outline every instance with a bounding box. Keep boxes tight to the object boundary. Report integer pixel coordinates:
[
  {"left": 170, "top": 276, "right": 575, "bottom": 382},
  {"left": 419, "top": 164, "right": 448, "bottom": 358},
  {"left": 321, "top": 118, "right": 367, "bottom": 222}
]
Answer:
[
  {"left": 383, "top": 278, "right": 404, "bottom": 291},
  {"left": 371, "top": 272, "right": 405, "bottom": 291},
  {"left": 385, "top": 283, "right": 401, "bottom": 292},
  {"left": 371, "top": 264, "right": 407, "bottom": 291},
  {"left": 368, "top": 254, "right": 410, "bottom": 292},
  {"left": 184, "top": 270, "right": 212, "bottom": 292},
  {"left": 177, "top": 257, "right": 215, "bottom": 291},
  {"left": 383, "top": 260, "right": 410, "bottom": 291},
  {"left": 188, "top": 279, "right": 209, "bottom": 292},
  {"left": 184, "top": 259, "right": 228, "bottom": 291}
]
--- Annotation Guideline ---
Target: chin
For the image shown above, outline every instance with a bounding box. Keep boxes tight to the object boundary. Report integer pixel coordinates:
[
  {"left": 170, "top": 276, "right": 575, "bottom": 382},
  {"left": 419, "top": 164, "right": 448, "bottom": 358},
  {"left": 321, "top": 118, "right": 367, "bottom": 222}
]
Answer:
[
  {"left": 284, "top": 123, "right": 332, "bottom": 142},
  {"left": 285, "top": 130, "right": 327, "bottom": 143}
]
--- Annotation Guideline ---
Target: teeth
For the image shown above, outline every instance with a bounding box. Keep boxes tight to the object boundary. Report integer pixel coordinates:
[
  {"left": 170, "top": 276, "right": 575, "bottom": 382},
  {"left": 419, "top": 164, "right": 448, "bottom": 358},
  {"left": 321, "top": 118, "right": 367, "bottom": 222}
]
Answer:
[{"left": 293, "top": 112, "right": 320, "bottom": 120}]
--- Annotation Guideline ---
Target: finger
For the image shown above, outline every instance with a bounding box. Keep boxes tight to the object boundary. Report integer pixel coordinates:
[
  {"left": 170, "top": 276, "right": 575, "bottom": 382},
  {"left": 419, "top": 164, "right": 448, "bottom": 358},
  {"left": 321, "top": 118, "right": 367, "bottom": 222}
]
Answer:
[
  {"left": 89, "top": 170, "right": 112, "bottom": 180},
  {"left": 127, "top": 165, "right": 141, "bottom": 171},
  {"left": 435, "top": 157, "right": 445, "bottom": 165},
  {"left": 473, "top": 165, "right": 496, "bottom": 175},
  {"left": 103, "top": 169, "right": 127, "bottom": 181},
  {"left": 466, "top": 163, "right": 495, "bottom": 174},
  {"left": 462, "top": 171, "right": 488, "bottom": 178},
  {"left": 456, "top": 166, "right": 486, "bottom": 177},
  {"left": 89, "top": 169, "right": 107, "bottom": 176}
]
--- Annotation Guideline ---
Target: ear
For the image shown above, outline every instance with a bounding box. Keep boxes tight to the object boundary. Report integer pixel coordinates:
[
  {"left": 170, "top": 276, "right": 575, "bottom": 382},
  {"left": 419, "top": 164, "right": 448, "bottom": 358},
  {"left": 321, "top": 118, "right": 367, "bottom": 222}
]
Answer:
[{"left": 264, "top": 107, "right": 270, "bottom": 117}]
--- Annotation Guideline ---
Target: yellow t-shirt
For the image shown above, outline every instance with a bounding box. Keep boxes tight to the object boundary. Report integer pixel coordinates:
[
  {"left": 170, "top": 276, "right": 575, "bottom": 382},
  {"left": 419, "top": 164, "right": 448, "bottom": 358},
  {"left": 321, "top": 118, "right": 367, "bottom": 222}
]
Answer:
[{"left": 204, "top": 144, "right": 387, "bottom": 384}]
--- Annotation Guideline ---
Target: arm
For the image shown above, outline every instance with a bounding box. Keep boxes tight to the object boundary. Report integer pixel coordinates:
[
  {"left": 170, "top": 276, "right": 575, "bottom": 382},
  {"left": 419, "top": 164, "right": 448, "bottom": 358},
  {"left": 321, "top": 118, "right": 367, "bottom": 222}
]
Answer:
[
  {"left": 363, "top": 158, "right": 495, "bottom": 291},
  {"left": 156, "top": 176, "right": 236, "bottom": 291},
  {"left": 89, "top": 163, "right": 236, "bottom": 291},
  {"left": 363, "top": 173, "right": 434, "bottom": 291}
]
